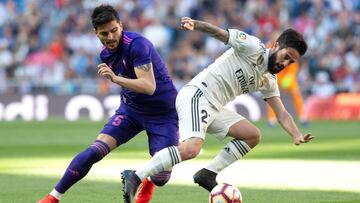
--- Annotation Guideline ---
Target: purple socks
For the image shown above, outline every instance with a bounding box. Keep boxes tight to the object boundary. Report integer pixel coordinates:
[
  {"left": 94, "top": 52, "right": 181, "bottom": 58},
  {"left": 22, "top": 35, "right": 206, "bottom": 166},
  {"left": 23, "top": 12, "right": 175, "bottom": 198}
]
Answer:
[{"left": 55, "top": 140, "right": 110, "bottom": 193}]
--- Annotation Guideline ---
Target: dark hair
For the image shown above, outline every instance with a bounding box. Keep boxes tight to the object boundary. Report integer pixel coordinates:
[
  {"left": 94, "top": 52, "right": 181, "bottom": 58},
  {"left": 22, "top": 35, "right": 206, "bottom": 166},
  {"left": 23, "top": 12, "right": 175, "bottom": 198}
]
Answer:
[
  {"left": 91, "top": 5, "right": 120, "bottom": 29},
  {"left": 276, "top": 28, "right": 308, "bottom": 56}
]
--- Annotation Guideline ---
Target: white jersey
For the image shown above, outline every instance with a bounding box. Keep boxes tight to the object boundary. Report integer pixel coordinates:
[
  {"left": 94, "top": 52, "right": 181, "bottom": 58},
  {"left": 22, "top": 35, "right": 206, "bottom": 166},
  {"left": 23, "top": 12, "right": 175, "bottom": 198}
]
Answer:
[{"left": 187, "top": 29, "right": 280, "bottom": 109}]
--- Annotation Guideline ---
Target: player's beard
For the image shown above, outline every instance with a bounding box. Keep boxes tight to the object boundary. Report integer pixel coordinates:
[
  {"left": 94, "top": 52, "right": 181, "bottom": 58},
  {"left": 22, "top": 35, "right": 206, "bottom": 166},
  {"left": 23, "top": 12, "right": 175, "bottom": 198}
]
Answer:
[
  {"left": 267, "top": 50, "right": 284, "bottom": 74},
  {"left": 106, "top": 40, "right": 119, "bottom": 52}
]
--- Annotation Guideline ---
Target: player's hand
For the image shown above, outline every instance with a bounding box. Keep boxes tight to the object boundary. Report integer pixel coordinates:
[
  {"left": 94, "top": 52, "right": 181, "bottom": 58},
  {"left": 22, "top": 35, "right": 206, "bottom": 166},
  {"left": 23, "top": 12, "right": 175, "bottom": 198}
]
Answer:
[
  {"left": 293, "top": 133, "right": 314, "bottom": 145},
  {"left": 181, "top": 17, "right": 195, "bottom": 30},
  {"left": 98, "top": 63, "right": 116, "bottom": 82}
]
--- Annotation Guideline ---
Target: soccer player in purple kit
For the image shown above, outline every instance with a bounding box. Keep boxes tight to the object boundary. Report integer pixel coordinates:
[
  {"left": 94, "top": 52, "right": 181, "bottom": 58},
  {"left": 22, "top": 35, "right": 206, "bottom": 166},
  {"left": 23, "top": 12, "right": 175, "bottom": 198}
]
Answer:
[{"left": 37, "top": 5, "right": 178, "bottom": 203}]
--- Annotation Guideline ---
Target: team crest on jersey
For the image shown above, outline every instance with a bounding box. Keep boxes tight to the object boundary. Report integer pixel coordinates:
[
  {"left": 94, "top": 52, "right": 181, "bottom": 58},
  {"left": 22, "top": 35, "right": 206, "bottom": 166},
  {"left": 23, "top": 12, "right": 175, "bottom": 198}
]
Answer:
[
  {"left": 238, "top": 32, "right": 247, "bottom": 40},
  {"left": 257, "top": 55, "right": 264, "bottom": 66}
]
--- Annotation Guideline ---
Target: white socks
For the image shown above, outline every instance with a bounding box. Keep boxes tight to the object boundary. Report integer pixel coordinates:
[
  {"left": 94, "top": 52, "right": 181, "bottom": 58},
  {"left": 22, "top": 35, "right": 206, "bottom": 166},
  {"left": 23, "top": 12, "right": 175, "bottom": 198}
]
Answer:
[
  {"left": 206, "top": 139, "right": 251, "bottom": 173},
  {"left": 50, "top": 189, "right": 63, "bottom": 200},
  {"left": 135, "top": 140, "right": 250, "bottom": 180},
  {"left": 136, "top": 146, "right": 181, "bottom": 180}
]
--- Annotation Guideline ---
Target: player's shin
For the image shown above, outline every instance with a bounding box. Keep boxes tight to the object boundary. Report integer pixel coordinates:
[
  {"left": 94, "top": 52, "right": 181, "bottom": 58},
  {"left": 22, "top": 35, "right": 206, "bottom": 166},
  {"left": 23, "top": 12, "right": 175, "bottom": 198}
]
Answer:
[
  {"left": 135, "top": 146, "right": 181, "bottom": 180},
  {"left": 206, "top": 139, "right": 251, "bottom": 173},
  {"left": 54, "top": 140, "right": 110, "bottom": 194}
]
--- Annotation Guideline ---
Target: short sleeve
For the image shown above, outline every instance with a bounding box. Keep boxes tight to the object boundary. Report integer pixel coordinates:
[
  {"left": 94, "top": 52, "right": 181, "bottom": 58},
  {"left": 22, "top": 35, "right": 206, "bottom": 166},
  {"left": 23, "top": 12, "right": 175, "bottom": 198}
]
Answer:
[
  {"left": 259, "top": 73, "right": 281, "bottom": 99},
  {"left": 227, "top": 29, "right": 262, "bottom": 54},
  {"left": 129, "top": 37, "right": 153, "bottom": 67}
]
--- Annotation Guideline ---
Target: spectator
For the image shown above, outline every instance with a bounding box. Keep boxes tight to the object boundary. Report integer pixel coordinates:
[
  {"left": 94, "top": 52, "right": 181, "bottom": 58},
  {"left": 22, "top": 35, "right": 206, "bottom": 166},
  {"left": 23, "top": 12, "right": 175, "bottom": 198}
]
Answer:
[
  {"left": 0, "top": 0, "right": 358, "bottom": 97},
  {"left": 311, "top": 71, "right": 337, "bottom": 98}
]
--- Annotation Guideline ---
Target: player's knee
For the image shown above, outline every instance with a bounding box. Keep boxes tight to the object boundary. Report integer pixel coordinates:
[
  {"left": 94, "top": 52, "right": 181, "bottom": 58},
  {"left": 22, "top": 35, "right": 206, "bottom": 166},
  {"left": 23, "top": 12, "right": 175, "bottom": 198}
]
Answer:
[
  {"left": 185, "top": 147, "right": 201, "bottom": 159},
  {"left": 249, "top": 128, "right": 261, "bottom": 148},
  {"left": 151, "top": 171, "right": 172, "bottom": 187},
  {"left": 179, "top": 141, "right": 202, "bottom": 160}
]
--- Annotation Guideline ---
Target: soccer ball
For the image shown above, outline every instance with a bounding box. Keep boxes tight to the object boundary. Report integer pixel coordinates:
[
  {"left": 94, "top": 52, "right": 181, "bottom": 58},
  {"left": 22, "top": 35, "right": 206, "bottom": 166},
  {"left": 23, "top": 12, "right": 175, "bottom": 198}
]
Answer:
[{"left": 209, "top": 183, "right": 242, "bottom": 203}]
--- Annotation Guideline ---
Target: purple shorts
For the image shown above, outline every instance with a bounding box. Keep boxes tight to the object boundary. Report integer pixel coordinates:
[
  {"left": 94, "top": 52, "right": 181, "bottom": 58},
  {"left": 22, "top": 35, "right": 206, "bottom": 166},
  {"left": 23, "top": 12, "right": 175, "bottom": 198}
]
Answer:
[{"left": 100, "top": 105, "right": 179, "bottom": 156}]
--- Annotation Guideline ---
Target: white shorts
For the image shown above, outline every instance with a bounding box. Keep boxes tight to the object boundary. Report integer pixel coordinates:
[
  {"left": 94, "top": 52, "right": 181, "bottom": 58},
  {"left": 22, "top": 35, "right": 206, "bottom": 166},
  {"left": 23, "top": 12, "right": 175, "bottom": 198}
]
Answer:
[{"left": 176, "top": 86, "right": 245, "bottom": 142}]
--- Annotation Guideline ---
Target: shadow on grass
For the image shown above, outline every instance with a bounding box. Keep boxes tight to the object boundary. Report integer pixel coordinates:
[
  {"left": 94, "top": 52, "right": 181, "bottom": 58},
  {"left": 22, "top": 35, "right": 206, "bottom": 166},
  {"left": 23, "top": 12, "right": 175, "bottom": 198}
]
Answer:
[{"left": 1, "top": 174, "right": 360, "bottom": 203}]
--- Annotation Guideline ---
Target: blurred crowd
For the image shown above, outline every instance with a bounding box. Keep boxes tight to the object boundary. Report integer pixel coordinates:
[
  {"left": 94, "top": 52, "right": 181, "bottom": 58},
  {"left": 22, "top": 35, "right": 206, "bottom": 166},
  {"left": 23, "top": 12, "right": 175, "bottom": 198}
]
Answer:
[{"left": 0, "top": 0, "right": 359, "bottom": 98}]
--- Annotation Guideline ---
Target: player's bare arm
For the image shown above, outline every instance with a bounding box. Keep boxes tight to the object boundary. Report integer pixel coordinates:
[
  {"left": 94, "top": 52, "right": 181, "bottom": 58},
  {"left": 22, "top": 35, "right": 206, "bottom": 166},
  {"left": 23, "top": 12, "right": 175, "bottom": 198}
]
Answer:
[
  {"left": 180, "top": 17, "right": 229, "bottom": 44},
  {"left": 97, "top": 62, "right": 156, "bottom": 95},
  {"left": 133, "top": 63, "right": 156, "bottom": 95},
  {"left": 266, "top": 96, "right": 314, "bottom": 145}
]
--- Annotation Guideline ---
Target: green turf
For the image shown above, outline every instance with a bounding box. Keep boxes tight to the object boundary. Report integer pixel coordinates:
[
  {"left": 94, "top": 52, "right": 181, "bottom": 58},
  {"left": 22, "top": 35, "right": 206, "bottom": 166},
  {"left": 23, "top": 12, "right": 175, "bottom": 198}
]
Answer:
[
  {"left": 0, "top": 174, "right": 359, "bottom": 203},
  {"left": 0, "top": 119, "right": 360, "bottom": 202},
  {"left": 1, "top": 120, "right": 359, "bottom": 160}
]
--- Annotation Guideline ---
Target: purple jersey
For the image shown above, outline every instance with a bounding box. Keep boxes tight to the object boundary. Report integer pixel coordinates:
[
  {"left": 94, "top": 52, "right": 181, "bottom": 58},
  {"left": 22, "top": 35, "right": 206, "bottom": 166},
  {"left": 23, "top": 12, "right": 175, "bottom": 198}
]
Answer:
[{"left": 100, "top": 31, "right": 177, "bottom": 114}]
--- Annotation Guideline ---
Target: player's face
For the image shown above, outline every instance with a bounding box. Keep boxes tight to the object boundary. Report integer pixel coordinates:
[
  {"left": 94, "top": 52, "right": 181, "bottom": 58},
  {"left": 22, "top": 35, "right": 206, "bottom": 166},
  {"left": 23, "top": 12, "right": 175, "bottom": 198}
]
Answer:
[
  {"left": 268, "top": 47, "right": 300, "bottom": 74},
  {"left": 95, "top": 20, "right": 123, "bottom": 51}
]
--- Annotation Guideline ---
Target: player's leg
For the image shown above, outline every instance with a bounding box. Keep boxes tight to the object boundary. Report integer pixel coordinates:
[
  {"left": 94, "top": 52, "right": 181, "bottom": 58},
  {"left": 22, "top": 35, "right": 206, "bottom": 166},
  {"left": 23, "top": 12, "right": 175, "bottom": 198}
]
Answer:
[
  {"left": 99, "top": 108, "right": 154, "bottom": 203},
  {"left": 121, "top": 169, "right": 156, "bottom": 203},
  {"left": 135, "top": 110, "right": 179, "bottom": 203},
  {"left": 147, "top": 110, "right": 179, "bottom": 187},
  {"left": 123, "top": 138, "right": 204, "bottom": 203},
  {"left": 206, "top": 118, "right": 260, "bottom": 173},
  {"left": 135, "top": 87, "right": 214, "bottom": 178},
  {"left": 37, "top": 134, "right": 116, "bottom": 203},
  {"left": 194, "top": 109, "right": 259, "bottom": 191},
  {"left": 38, "top": 108, "right": 141, "bottom": 203},
  {"left": 123, "top": 87, "right": 214, "bottom": 203}
]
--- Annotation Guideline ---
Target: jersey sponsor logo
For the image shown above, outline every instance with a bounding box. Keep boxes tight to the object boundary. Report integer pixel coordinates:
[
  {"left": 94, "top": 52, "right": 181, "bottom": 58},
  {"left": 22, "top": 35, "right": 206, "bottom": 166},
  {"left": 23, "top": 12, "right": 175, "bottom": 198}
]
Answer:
[
  {"left": 238, "top": 32, "right": 247, "bottom": 40},
  {"left": 249, "top": 76, "right": 255, "bottom": 86},
  {"left": 235, "top": 68, "right": 249, "bottom": 93}
]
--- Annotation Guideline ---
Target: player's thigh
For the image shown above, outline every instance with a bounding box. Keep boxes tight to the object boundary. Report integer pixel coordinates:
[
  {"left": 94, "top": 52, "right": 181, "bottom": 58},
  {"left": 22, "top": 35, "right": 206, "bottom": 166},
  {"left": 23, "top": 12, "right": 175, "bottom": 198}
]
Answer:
[
  {"left": 145, "top": 111, "right": 179, "bottom": 156},
  {"left": 100, "top": 109, "right": 143, "bottom": 147},
  {"left": 207, "top": 107, "right": 245, "bottom": 140},
  {"left": 176, "top": 86, "right": 217, "bottom": 143}
]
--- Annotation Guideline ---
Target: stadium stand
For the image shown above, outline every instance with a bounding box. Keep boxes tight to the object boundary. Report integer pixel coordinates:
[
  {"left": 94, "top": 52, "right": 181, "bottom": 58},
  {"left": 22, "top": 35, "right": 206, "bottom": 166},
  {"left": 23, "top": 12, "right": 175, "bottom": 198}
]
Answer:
[{"left": 0, "top": 0, "right": 359, "bottom": 97}]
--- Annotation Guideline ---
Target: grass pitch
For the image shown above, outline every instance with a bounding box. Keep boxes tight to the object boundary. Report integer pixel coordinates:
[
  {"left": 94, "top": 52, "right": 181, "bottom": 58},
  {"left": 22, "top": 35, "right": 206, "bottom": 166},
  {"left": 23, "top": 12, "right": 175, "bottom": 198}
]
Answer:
[{"left": 0, "top": 119, "right": 360, "bottom": 202}]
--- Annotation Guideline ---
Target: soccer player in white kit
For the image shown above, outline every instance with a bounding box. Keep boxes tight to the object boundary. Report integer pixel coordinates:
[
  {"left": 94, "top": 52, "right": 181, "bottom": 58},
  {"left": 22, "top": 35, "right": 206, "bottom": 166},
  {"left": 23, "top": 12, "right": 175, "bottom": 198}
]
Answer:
[{"left": 123, "top": 17, "right": 314, "bottom": 202}]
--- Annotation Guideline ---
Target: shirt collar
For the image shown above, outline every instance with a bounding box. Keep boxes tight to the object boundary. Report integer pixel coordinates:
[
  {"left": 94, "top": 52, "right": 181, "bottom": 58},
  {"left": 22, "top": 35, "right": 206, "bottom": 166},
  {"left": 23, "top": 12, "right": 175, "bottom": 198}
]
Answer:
[{"left": 261, "top": 48, "right": 270, "bottom": 74}]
